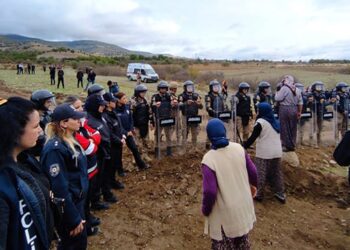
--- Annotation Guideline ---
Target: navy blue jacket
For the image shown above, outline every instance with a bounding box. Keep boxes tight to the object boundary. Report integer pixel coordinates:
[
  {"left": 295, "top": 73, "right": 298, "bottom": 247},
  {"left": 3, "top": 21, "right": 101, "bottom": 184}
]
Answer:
[
  {"left": 116, "top": 104, "right": 134, "bottom": 132},
  {"left": 0, "top": 159, "right": 49, "bottom": 250},
  {"left": 41, "top": 137, "right": 88, "bottom": 231}
]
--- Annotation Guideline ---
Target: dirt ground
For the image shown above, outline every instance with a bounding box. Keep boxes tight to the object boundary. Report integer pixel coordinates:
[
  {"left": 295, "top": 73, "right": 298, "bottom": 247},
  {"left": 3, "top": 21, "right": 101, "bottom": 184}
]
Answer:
[
  {"left": 85, "top": 144, "right": 350, "bottom": 250},
  {"left": 1, "top": 80, "right": 349, "bottom": 250}
]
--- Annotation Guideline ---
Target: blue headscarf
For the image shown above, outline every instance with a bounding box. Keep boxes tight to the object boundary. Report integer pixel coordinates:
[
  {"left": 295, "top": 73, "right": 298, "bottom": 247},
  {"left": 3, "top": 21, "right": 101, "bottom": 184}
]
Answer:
[
  {"left": 206, "top": 118, "right": 229, "bottom": 149},
  {"left": 257, "top": 103, "right": 280, "bottom": 133}
]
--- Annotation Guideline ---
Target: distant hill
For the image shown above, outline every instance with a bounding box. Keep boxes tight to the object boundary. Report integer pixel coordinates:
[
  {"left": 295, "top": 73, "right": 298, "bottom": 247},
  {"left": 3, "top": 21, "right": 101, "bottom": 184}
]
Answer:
[{"left": 0, "top": 34, "right": 157, "bottom": 57}]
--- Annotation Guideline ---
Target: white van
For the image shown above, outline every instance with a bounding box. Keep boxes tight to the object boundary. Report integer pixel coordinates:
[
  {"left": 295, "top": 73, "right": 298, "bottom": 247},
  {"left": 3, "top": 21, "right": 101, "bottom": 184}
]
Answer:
[{"left": 126, "top": 63, "right": 159, "bottom": 83}]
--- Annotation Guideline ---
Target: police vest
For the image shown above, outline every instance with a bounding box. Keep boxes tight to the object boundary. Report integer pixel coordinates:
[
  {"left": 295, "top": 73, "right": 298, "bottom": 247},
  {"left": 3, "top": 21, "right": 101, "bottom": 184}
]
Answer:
[
  {"left": 152, "top": 93, "right": 172, "bottom": 119},
  {"left": 236, "top": 92, "right": 251, "bottom": 117},
  {"left": 133, "top": 97, "right": 150, "bottom": 126},
  {"left": 207, "top": 92, "right": 225, "bottom": 112},
  {"left": 179, "top": 92, "right": 200, "bottom": 116}
]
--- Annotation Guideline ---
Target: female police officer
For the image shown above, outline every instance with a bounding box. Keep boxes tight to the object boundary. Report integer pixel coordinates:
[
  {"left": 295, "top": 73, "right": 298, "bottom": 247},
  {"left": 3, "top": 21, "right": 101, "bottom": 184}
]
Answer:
[{"left": 41, "top": 103, "right": 88, "bottom": 249}]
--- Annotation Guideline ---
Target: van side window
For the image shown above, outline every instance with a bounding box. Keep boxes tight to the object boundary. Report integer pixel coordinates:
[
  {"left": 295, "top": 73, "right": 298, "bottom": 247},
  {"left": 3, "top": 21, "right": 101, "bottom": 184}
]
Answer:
[
  {"left": 133, "top": 69, "right": 140, "bottom": 74},
  {"left": 141, "top": 69, "right": 146, "bottom": 75}
]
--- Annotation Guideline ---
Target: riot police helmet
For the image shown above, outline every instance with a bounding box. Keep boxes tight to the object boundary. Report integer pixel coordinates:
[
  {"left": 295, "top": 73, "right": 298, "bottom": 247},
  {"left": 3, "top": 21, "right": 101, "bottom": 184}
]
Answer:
[
  {"left": 183, "top": 80, "right": 195, "bottom": 92},
  {"left": 31, "top": 89, "right": 55, "bottom": 111},
  {"left": 238, "top": 82, "right": 250, "bottom": 90},
  {"left": 87, "top": 84, "right": 105, "bottom": 96},
  {"left": 157, "top": 80, "right": 169, "bottom": 91},
  {"left": 311, "top": 81, "right": 325, "bottom": 92},
  {"left": 258, "top": 81, "right": 271, "bottom": 93},
  {"left": 209, "top": 79, "right": 221, "bottom": 93},
  {"left": 336, "top": 82, "right": 348, "bottom": 92}
]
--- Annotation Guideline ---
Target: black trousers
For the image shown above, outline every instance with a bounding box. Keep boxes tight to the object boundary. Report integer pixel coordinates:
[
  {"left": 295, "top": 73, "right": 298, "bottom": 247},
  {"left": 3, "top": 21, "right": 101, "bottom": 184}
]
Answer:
[
  {"left": 126, "top": 135, "right": 146, "bottom": 169},
  {"left": 57, "top": 199, "right": 87, "bottom": 250},
  {"left": 57, "top": 77, "right": 64, "bottom": 88},
  {"left": 90, "top": 153, "right": 105, "bottom": 203},
  {"left": 77, "top": 79, "right": 83, "bottom": 88},
  {"left": 50, "top": 77, "right": 55, "bottom": 85},
  {"left": 110, "top": 143, "right": 123, "bottom": 177},
  {"left": 84, "top": 174, "right": 98, "bottom": 225}
]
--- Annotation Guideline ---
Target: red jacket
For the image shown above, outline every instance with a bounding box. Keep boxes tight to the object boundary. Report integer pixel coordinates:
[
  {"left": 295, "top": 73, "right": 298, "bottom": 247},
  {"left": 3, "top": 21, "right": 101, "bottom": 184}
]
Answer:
[{"left": 75, "top": 118, "right": 101, "bottom": 179}]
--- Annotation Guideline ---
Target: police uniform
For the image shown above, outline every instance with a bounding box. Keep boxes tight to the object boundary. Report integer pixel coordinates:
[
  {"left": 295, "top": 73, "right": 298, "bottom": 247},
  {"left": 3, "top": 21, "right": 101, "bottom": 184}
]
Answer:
[
  {"left": 131, "top": 95, "right": 151, "bottom": 149},
  {"left": 253, "top": 92, "right": 273, "bottom": 113},
  {"left": 235, "top": 91, "right": 252, "bottom": 142},
  {"left": 178, "top": 91, "right": 203, "bottom": 145},
  {"left": 309, "top": 90, "right": 328, "bottom": 144},
  {"left": 205, "top": 92, "right": 226, "bottom": 118},
  {"left": 41, "top": 137, "right": 88, "bottom": 250},
  {"left": 170, "top": 91, "right": 181, "bottom": 145},
  {"left": 151, "top": 92, "right": 174, "bottom": 154}
]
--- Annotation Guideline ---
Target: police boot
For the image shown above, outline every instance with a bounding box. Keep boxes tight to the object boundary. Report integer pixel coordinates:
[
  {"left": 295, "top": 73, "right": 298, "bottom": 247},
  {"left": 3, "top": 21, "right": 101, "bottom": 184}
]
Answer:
[{"left": 166, "top": 146, "right": 172, "bottom": 156}]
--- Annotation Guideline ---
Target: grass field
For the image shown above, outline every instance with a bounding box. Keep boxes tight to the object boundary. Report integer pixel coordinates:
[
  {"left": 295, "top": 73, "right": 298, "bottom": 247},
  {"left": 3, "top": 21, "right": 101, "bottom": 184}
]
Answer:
[
  {"left": 0, "top": 68, "right": 157, "bottom": 98},
  {"left": 1, "top": 63, "right": 350, "bottom": 99}
]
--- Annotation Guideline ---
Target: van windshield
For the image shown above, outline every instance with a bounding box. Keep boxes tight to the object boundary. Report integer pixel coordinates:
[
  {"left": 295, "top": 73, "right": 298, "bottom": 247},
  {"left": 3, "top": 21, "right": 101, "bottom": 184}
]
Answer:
[{"left": 145, "top": 69, "right": 155, "bottom": 74}]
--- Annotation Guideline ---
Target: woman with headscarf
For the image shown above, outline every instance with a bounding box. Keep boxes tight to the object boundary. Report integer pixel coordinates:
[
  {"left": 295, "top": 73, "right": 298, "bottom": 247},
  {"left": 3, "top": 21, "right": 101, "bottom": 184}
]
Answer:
[
  {"left": 201, "top": 118, "right": 257, "bottom": 249},
  {"left": 274, "top": 75, "right": 303, "bottom": 151},
  {"left": 244, "top": 103, "right": 286, "bottom": 203}
]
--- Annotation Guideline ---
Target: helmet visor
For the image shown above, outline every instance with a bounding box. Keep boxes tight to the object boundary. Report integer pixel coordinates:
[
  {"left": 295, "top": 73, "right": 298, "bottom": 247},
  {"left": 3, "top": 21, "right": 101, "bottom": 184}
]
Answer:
[
  {"left": 212, "top": 84, "right": 222, "bottom": 93},
  {"left": 186, "top": 85, "right": 194, "bottom": 93}
]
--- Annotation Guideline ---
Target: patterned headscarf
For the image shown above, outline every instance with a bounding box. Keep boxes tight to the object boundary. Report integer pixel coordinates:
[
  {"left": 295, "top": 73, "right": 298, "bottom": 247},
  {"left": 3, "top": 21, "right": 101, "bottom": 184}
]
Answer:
[{"left": 282, "top": 75, "right": 296, "bottom": 95}]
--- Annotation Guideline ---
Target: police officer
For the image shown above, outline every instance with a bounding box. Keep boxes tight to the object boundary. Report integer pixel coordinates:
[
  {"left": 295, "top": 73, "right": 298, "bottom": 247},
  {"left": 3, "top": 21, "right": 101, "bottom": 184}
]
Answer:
[
  {"left": 151, "top": 80, "right": 176, "bottom": 157},
  {"left": 295, "top": 82, "right": 310, "bottom": 145},
  {"left": 332, "top": 82, "right": 349, "bottom": 139},
  {"left": 205, "top": 79, "right": 227, "bottom": 148},
  {"left": 102, "top": 93, "right": 126, "bottom": 189},
  {"left": 131, "top": 84, "right": 152, "bottom": 149},
  {"left": 205, "top": 79, "right": 227, "bottom": 118},
  {"left": 41, "top": 104, "right": 88, "bottom": 249},
  {"left": 178, "top": 80, "right": 203, "bottom": 146},
  {"left": 169, "top": 82, "right": 181, "bottom": 145},
  {"left": 116, "top": 92, "right": 149, "bottom": 170},
  {"left": 309, "top": 81, "right": 328, "bottom": 147},
  {"left": 253, "top": 81, "right": 273, "bottom": 112},
  {"left": 30, "top": 89, "right": 56, "bottom": 155},
  {"left": 85, "top": 94, "right": 116, "bottom": 209},
  {"left": 234, "top": 82, "right": 253, "bottom": 143}
]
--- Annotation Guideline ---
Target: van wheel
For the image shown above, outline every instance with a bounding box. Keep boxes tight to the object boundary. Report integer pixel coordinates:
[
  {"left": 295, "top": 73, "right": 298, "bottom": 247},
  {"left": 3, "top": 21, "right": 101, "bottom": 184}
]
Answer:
[
  {"left": 143, "top": 79, "right": 148, "bottom": 83},
  {"left": 128, "top": 76, "right": 132, "bottom": 81}
]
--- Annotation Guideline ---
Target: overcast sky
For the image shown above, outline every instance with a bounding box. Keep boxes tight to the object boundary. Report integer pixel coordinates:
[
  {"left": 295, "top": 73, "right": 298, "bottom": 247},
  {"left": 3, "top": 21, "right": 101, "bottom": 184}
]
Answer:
[{"left": 1, "top": 0, "right": 350, "bottom": 60}]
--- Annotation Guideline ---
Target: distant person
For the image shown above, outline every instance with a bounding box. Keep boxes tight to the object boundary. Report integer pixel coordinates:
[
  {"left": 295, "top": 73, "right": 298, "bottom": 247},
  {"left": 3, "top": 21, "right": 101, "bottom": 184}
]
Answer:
[
  {"left": 57, "top": 67, "right": 64, "bottom": 89},
  {"left": 86, "top": 69, "right": 96, "bottom": 90},
  {"left": 107, "top": 80, "right": 119, "bottom": 96},
  {"left": 244, "top": 103, "right": 286, "bottom": 203},
  {"left": 275, "top": 75, "right": 303, "bottom": 152},
  {"left": 19, "top": 63, "right": 24, "bottom": 74},
  {"left": 77, "top": 69, "right": 84, "bottom": 88},
  {"left": 136, "top": 71, "right": 142, "bottom": 85},
  {"left": 27, "top": 63, "right": 31, "bottom": 74},
  {"left": 16, "top": 63, "right": 20, "bottom": 74},
  {"left": 201, "top": 118, "right": 257, "bottom": 249},
  {"left": 49, "top": 65, "right": 56, "bottom": 85},
  {"left": 43, "top": 64, "right": 46, "bottom": 72},
  {"left": 31, "top": 64, "right": 36, "bottom": 74}
]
